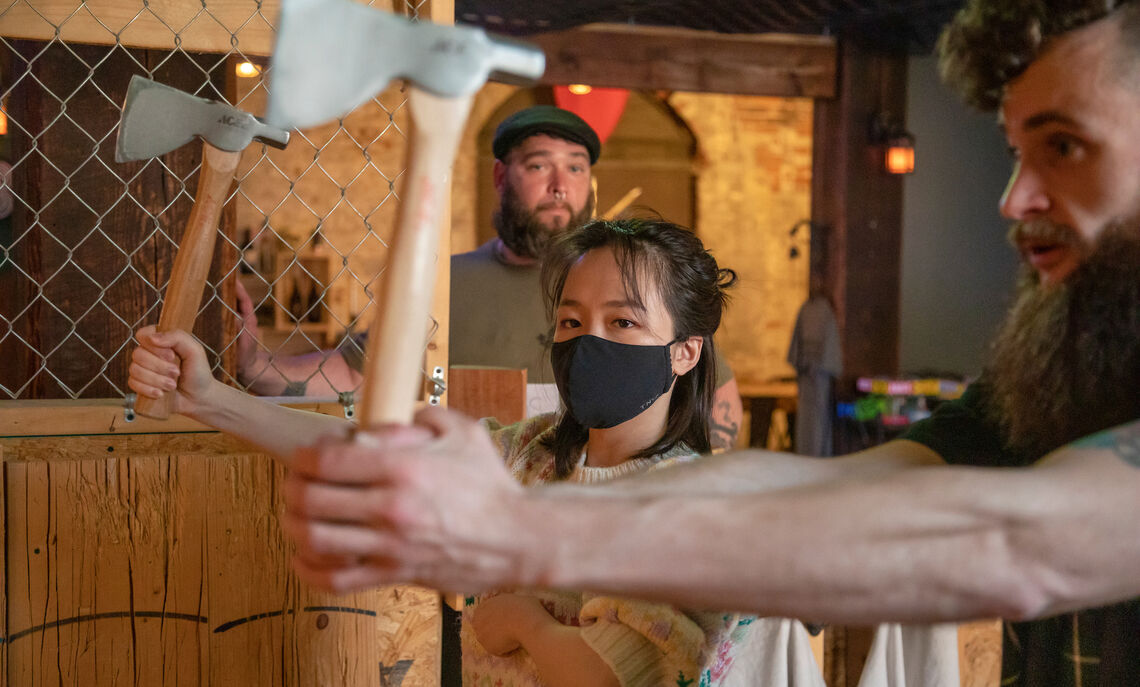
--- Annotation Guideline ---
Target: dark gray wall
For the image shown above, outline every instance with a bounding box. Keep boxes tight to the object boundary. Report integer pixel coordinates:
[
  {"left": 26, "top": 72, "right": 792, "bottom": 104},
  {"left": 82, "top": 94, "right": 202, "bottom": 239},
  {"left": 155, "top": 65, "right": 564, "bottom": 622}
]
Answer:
[{"left": 899, "top": 56, "right": 1019, "bottom": 377}]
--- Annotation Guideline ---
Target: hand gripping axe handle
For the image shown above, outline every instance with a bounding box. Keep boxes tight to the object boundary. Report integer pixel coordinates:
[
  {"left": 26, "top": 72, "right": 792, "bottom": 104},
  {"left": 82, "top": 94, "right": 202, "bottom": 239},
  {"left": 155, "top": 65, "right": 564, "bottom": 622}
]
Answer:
[
  {"left": 116, "top": 75, "right": 290, "bottom": 419},
  {"left": 268, "top": 0, "right": 544, "bottom": 427}
]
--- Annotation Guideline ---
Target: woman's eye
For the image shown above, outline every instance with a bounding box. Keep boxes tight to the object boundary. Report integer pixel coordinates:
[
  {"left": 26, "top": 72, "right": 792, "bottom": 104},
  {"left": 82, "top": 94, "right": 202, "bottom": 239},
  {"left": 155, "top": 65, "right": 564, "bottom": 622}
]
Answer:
[
  {"left": 559, "top": 318, "right": 580, "bottom": 328},
  {"left": 614, "top": 318, "right": 636, "bottom": 329}
]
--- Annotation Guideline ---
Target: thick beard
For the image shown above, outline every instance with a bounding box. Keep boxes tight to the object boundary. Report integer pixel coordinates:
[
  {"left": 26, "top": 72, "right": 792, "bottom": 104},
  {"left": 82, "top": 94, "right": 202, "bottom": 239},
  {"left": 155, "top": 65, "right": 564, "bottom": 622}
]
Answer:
[
  {"left": 985, "top": 219, "right": 1140, "bottom": 458},
  {"left": 493, "top": 183, "right": 594, "bottom": 260}
]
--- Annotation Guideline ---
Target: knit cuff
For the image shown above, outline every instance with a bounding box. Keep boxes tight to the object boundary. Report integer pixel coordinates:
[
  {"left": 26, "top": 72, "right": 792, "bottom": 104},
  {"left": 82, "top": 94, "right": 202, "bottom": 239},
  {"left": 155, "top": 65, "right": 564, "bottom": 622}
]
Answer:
[{"left": 579, "top": 621, "right": 668, "bottom": 687}]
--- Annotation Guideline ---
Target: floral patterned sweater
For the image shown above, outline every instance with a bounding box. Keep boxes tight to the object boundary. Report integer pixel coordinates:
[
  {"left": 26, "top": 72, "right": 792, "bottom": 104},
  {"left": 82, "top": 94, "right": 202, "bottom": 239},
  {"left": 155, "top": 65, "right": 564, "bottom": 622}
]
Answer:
[{"left": 460, "top": 413, "right": 753, "bottom": 687}]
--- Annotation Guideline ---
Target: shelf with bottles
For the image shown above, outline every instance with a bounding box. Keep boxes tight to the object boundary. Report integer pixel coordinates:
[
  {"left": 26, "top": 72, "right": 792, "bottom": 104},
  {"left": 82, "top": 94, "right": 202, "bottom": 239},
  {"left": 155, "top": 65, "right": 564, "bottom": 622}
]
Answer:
[{"left": 270, "top": 231, "right": 341, "bottom": 346}]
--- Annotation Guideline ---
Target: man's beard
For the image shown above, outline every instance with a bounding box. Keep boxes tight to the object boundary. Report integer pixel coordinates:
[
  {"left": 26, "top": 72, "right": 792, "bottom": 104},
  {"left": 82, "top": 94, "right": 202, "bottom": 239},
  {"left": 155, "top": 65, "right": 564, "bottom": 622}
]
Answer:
[
  {"left": 985, "top": 218, "right": 1140, "bottom": 458},
  {"left": 493, "top": 184, "right": 594, "bottom": 260}
]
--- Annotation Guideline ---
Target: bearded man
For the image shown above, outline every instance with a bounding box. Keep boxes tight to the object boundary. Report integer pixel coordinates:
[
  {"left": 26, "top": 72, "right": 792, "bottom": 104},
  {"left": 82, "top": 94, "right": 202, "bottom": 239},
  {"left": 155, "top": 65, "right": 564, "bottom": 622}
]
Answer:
[
  {"left": 282, "top": 5, "right": 1140, "bottom": 684},
  {"left": 239, "top": 105, "right": 743, "bottom": 447}
]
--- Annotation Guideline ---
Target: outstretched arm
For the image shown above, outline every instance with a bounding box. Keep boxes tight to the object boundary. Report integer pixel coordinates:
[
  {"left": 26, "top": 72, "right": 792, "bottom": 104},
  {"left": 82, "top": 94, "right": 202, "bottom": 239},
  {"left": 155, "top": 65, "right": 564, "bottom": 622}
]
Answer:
[
  {"left": 130, "top": 326, "right": 351, "bottom": 460},
  {"left": 282, "top": 407, "right": 1140, "bottom": 625},
  {"left": 539, "top": 422, "right": 1140, "bottom": 623}
]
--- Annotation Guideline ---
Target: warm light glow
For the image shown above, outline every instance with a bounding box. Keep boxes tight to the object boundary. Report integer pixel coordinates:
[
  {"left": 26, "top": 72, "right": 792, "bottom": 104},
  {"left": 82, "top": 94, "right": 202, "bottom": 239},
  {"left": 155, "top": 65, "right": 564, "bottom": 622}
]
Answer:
[
  {"left": 0, "top": 106, "right": 7, "bottom": 136},
  {"left": 886, "top": 144, "right": 915, "bottom": 175},
  {"left": 567, "top": 83, "right": 592, "bottom": 95},
  {"left": 235, "top": 61, "right": 262, "bottom": 78}
]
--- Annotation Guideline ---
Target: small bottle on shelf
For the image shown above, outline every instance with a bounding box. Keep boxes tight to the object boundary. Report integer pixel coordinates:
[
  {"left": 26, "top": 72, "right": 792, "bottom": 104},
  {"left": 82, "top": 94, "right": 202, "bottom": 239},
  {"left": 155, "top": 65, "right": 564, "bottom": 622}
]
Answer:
[
  {"left": 239, "top": 228, "right": 256, "bottom": 274},
  {"left": 288, "top": 277, "right": 306, "bottom": 323},
  {"left": 306, "top": 280, "right": 323, "bottom": 323}
]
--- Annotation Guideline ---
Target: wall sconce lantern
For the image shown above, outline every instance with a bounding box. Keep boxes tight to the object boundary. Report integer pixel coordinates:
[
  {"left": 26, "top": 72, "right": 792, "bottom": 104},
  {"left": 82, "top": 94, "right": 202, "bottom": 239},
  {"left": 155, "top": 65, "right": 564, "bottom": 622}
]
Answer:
[
  {"left": 235, "top": 61, "right": 263, "bottom": 78},
  {"left": 870, "top": 112, "right": 915, "bottom": 175}
]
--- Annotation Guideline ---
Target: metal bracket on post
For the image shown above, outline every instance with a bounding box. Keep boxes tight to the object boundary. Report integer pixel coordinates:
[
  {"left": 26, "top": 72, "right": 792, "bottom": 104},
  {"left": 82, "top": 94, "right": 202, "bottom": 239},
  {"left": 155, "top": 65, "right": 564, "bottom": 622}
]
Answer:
[
  {"left": 338, "top": 391, "right": 356, "bottom": 420},
  {"left": 123, "top": 392, "right": 137, "bottom": 423},
  {"left": 427, "top": 366, "right": 446, "bottom": 406}
]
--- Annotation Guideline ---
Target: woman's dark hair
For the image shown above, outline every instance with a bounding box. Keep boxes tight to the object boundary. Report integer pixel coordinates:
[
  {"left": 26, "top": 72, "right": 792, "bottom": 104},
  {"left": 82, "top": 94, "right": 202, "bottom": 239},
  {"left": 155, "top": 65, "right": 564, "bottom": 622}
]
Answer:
[
  {"left": 539, "top": 216, "right": 737, "bottom": 478},
  {"left": 938, "top": 0, "right": 1140, "bottom": 112}
]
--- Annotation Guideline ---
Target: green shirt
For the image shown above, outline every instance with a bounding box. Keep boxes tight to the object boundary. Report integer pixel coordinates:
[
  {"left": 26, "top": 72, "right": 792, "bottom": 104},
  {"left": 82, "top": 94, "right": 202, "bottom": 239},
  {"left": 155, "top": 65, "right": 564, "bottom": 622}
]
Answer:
[
  {"left": 344, "top": 240, "right": 733, "bottom": 388},
  {"left": 902, "top": 382, "right": 1140, "bottom": 687}
]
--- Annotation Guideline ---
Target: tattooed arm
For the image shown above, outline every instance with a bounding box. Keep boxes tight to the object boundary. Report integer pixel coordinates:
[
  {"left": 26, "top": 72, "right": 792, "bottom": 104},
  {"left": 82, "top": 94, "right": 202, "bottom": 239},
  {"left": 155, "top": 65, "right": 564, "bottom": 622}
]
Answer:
[{"left": 710, "top": 376, "right": 743, "bottom": 449}]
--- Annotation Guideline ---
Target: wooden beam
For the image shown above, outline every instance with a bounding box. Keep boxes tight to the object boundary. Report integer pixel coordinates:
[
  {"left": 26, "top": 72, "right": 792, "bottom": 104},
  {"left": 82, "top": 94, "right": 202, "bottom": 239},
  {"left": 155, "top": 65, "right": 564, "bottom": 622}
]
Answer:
[
  {"left": 0, "top": 0, "right": 396, "bottom": 55},
  {"left": 0, "top": 399, "right": 351, "bottom": 440},
  {"left": 532, "top": 24, "right": 836, "bottom": 98}
]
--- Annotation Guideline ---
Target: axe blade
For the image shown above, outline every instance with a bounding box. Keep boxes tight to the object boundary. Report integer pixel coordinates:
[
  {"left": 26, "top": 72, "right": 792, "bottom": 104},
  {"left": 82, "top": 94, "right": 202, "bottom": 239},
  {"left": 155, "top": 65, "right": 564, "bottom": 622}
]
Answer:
[
  {"left": 266, "top": 0, "right": 544, "bottom": 130},
  {"left": 116, "top": 75, "right": 290, "bottom": 163}
]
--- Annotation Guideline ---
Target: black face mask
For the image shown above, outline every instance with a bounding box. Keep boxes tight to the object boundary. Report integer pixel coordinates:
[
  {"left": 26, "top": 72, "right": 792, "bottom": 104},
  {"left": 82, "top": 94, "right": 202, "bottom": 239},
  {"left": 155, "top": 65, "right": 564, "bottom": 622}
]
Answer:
[{"left": 550, "top": 334, "right": 677, "bottom": 429}]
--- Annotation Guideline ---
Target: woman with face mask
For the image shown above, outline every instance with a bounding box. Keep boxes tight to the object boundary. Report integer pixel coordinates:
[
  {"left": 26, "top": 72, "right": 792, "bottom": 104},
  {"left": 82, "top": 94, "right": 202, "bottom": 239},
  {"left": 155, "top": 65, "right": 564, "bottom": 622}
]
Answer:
[
  {"left": 458, "top": 217, "right": 751, "bottom": 687},
  {"left": 126, "top": 217, "right": 748, "bottom": 686}
]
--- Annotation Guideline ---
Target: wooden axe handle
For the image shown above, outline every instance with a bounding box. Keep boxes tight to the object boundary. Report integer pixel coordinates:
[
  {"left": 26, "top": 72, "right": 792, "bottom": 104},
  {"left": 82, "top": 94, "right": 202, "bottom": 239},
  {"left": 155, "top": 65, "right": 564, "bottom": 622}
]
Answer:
[
  {"left": 136, "top": 143, "right": 241, "bottom": 420},
  {"left": 357, "top": 88, "right": 473, "bottom": 427}
]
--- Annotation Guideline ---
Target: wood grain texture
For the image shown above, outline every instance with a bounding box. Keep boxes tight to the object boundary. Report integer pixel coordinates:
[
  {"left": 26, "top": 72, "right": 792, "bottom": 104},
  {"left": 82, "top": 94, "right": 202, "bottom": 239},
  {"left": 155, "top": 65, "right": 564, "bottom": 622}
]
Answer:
[
  {"left": 959, "top": 620, "right": 1002, "bottom": 687},
  {"left": 532, "top": 24, "right": 836, "bottom": 98},
  {"left": 0, "top": 0, "right": 398, "bottom": 54},
  {"left": 136, "top": 144, "right": 241, "bottom": 420},
  {"left": 448, "top": 367, "right": 527, "bottom": 424},
  {"left": 2, "top": 433, "right": 439, "bottom": 685}
]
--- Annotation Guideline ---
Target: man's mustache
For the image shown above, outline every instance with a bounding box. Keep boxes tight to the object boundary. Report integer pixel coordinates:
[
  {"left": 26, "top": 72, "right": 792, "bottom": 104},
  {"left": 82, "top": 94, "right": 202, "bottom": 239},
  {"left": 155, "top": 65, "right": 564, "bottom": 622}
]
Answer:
[
  {"left": 535, "top": 201, "right": 574, "bottom": 213},
  {"left": 1007, "top": 218, "right": 1081, "bottom": 248}
]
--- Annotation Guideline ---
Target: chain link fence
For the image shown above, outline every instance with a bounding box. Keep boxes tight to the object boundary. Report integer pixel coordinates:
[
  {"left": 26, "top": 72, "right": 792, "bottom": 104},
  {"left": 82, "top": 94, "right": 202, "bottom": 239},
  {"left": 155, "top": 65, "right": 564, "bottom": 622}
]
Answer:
[{"left": 0, "top": 0, "right": 438, "bottom": 404}]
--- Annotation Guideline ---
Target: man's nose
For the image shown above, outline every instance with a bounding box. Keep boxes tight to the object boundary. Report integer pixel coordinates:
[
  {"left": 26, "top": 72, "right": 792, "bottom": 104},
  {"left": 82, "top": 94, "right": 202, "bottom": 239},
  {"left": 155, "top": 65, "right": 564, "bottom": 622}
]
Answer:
[
  {"left": 999, "top": 160, "right": 1050, "bottom": 221},
  {"left": 548, "top": 168, "right": 567, "bottom": 199}
]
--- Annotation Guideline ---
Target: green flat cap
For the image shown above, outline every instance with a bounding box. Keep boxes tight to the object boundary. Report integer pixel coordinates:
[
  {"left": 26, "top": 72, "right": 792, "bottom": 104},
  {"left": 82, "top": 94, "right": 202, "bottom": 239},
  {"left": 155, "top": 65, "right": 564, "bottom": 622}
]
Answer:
[{"left": 492, "top": 105, "right": 601, "bottom": 164}]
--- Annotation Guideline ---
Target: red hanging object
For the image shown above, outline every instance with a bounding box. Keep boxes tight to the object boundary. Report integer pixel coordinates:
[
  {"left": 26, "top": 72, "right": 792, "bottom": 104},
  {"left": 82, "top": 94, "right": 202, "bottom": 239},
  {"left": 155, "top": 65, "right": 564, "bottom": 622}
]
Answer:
[{"left": 553, "top": 85, "right": 629, "bottom": 144}]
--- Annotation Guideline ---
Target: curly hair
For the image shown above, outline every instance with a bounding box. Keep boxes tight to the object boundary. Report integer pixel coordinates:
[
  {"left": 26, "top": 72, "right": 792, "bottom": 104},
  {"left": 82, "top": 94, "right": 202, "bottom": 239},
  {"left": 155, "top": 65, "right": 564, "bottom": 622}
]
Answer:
[
  {"left": 938, "top": 0, "right": 1140, "bottom": 111},
  {"left": 539, "top": 216, "right": 737, "bottom": 478}
]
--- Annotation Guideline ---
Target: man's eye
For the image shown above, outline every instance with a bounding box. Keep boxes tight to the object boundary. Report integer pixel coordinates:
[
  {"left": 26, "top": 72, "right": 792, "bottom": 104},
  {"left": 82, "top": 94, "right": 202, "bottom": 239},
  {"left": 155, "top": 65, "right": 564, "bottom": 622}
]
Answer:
[{"left": 1047, "top": 135, "right": 1084, "bottom": 161}]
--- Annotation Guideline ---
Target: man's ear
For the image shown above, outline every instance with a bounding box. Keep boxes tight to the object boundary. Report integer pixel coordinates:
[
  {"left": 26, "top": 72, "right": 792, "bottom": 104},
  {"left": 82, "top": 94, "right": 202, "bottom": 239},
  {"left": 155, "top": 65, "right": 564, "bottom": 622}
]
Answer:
[
  {"left": 671, "top": 336, "right": 703, "bottom": 377},
  {"left": 492, "top": 159, "right": 507, "bottom": 195}
]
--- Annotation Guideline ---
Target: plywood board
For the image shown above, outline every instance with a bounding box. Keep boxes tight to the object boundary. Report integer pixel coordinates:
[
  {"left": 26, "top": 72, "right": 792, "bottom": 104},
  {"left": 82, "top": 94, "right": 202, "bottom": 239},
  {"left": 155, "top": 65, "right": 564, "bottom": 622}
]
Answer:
[{"left": 2, "top": 436, "right": 440, "bottom": 685}]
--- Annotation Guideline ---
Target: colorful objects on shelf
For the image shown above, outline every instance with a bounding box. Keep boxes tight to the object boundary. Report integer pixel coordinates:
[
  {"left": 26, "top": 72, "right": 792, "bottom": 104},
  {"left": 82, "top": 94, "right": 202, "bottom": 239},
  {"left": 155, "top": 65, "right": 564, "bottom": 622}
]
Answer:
[{"left": 856, "top": 377, "right": 966, "bottom": 399}]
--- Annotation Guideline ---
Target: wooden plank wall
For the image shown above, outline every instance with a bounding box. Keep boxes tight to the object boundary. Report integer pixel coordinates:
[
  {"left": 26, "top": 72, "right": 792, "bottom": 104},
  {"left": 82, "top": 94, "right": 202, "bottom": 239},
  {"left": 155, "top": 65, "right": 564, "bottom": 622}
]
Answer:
[{"left": 1, "top": 425, "right": 439, "bottom": 686}]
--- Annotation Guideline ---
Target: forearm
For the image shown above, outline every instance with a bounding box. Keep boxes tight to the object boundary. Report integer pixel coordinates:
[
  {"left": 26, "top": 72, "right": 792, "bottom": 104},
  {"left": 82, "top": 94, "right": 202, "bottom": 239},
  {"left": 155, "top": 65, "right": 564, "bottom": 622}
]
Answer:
[
  {"left": 558, "top": 440, "right": 941, "bottom": 498},
  {"left": 240, "top": 351, "right": 361, "bottom": 398},
  {"left": 239, "top": 350, "right": 289, "bottom": 396},
  {"left": 517, "top": 621, "right": 619, "bottom": 687},
  {"left": 188, "top": 380, "right": 352, "bottom": 461},
  {"left": 522, "top": 445, "right": 1140, "bottom": 624}
]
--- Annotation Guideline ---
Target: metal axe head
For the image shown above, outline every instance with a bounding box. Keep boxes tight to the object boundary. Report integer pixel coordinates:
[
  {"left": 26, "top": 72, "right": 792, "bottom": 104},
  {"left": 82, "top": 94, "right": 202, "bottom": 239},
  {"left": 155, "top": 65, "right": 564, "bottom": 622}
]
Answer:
[
  {"left": 115, "top": 75, "right": 291, "bottom": 163},
  {"left": 265, "top": 0, "right": 545, "bottom": 130}
]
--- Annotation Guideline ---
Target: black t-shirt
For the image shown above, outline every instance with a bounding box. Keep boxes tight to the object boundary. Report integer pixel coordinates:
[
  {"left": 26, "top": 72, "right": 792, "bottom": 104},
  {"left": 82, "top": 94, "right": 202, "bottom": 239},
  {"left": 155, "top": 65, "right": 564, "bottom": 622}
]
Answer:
[{"left": 901, "top": 381, "right": 1140, "bottom": 686}]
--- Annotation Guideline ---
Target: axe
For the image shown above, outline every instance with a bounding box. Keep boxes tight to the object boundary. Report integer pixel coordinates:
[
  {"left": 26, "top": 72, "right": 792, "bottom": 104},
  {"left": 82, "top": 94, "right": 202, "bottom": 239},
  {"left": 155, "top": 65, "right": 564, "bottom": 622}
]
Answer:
[
  {"left": 267, "top": 0, "right": 543, "bottom": 426},
  {"left": 116, "top": 75, "right": 290, "bottom": 419}
]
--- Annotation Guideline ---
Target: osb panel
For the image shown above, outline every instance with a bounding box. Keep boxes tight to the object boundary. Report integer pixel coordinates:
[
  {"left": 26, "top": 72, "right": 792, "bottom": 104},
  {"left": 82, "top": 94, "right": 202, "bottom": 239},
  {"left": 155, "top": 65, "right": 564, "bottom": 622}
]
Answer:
[
  {"left": 3, "top": 441, "right": 438, "bottom": 686},
  {"left": 670, "top": 93, "right": 814, "bottom": 388},
  {"left": 959, "top": 620, "right": 1002, "bottom": 687}
]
